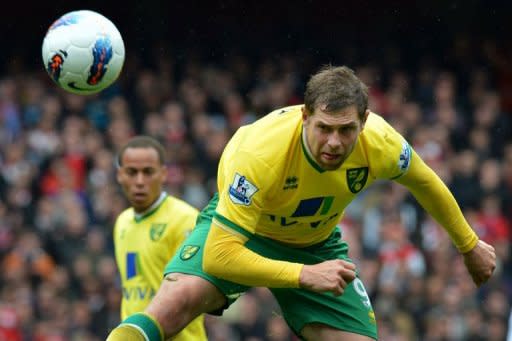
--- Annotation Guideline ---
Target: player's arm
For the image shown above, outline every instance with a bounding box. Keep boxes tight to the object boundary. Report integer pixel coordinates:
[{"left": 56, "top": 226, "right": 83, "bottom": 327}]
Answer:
[
  {"left": 202, "top": 145, "right": 306, "bottom": 287},
  {"left": 112, "top": 217, "right": 128, "bottom": 320},
  {"left": 395, "top": 149, "right": 478, "bottom": 252},
  {"left": 204, "top": 221, "right": 356, "bottom": 294},
  {"left": 368, "top": 113, "right": 494, "bottom": 286},
  {"left": 395, "top": 150, "right": 496, "bottom": 285},
  {"left": 112, "top": 218, "right": 123, "bottom": 273},
  {"left": 204, "top": 221, "right": 302, "bottom": 287},
  {"left": 371, "top": 115, "right": 478, "bottom": 252}
]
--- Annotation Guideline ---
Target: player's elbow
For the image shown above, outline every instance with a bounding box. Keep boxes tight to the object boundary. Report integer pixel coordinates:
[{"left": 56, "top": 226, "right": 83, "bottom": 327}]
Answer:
[{"left": 203, "top": 224, "right": 246, "bottom": 278}]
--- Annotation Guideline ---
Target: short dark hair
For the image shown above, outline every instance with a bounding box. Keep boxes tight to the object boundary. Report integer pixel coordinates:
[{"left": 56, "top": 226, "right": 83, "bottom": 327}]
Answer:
[
  {"left": 304, "top": 65, "right": 368, "bottom": 120},
  {"left": 117, "top": 136, "right": 166, "bottom": 167}
]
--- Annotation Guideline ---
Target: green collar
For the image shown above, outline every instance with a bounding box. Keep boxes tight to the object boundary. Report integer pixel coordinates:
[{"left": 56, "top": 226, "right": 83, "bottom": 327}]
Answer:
[{"left": 301, "top": 128, "right": 325, "bottom": 173}]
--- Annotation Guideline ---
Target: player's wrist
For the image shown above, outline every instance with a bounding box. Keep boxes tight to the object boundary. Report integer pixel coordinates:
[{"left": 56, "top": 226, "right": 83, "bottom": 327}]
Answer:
[{"left": 458, "top": 236, "right": 480, "bottom": 254}]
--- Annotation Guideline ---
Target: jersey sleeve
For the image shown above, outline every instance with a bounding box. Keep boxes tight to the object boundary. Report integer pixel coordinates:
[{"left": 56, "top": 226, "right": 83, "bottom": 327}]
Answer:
[
  {"left": 396, "top": 149, "right": 479, "bottom": 252},
  {"left": 112, "top": 215, "right": 123, "bottom": 267},
  {"left": 204, "top": 223, "right": 303, "bottom": 287},
  {"left": 215, "top": 149, "right": 276, "bottom": 236}
]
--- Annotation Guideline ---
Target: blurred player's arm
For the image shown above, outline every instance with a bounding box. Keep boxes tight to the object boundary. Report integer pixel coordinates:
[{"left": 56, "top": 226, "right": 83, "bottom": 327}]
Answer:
[{"left": 395, "top": 149, "right": 478, "bottom": 252}]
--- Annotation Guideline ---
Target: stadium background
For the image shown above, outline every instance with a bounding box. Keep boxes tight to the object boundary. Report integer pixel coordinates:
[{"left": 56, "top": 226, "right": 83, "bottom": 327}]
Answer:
[{"left": 1, "top": 1, "right": 512, "bottom": 340}]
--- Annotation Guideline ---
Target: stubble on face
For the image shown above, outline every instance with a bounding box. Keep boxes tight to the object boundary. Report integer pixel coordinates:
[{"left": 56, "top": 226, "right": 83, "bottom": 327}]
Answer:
[{"left": 303, "top": 105, "right": 365, "bottom": 171}]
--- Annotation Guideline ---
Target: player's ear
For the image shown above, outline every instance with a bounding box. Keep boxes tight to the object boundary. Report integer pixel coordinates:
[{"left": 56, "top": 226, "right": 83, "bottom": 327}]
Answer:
[
  {"left": 361, "top": 109, "right": 370, "bottom": 129},
  {"left": 301, "top": 106, "right": 309, "bottom": 124},
  {"left": 160, "top": 165, "right": 168, "bottom": 182},
  {"left": 116, "top": 166, "right": 123, "bottom": 183}
]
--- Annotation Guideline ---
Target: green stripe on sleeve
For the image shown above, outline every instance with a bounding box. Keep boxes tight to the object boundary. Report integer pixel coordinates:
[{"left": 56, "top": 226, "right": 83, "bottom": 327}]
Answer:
[{"left": 213, "top": 212, "right": 254, "bottom": 239}]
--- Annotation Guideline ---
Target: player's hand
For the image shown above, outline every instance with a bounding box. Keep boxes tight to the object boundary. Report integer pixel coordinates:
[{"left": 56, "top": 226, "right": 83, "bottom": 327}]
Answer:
[
  {"left": 299, "top": 259, "right": 356, "bottom": 296},
  {"left": 462, "top": 240, "right": 496, "bottom": 287}
]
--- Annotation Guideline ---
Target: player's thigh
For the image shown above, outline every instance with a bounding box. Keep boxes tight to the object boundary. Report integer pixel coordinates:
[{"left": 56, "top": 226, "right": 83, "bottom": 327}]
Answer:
[
  {"left": 145, "top": 273, "right": 225, "bottom": 332},
  {"left": 301, "top": 323, "right": 375, "bottom": 341},
  {"left": 272, "top": 277, "right": 377, "bottom": 340},
  {"left": 163, "top": 211, "right": 250, "bottom": 311}
]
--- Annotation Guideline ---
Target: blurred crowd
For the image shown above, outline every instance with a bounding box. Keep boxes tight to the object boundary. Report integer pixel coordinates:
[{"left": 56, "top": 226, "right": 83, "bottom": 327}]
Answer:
[{"left": 0, "top": 37, "right": 512, "bottom": 341}]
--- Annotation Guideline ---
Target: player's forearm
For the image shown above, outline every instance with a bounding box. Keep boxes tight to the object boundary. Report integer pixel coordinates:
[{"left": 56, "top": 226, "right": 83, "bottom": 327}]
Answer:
[
  {"left": 204, "top": 223, "right": 303, "bottom": 287},
  {"left": 397, "top": 154, "right": 478, "bottom": 253}
]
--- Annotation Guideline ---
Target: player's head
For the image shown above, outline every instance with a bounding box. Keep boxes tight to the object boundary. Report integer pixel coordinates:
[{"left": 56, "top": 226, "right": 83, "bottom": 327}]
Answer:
[
  {"left": 302, "top": 65, "right": 369, "bottom": 170},
  {"left": 304, "top": 65, "right": 368, "bottom": 119},
  {"left": 116, "top": 135, "right": 167, "bottom": 212}
]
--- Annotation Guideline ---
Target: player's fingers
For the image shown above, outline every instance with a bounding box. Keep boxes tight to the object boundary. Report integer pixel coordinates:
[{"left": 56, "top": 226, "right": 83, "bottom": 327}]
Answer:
[
  {"left": 341, "top": 260, "right": 356, "bottom": 271},
  {"left": 332, "top": 284, "right": 344, "bottom": 296},
  {"left": 337, "top": 276, "right": 348, "bottom": 290},
  {"left": 472, "top": 272, "right": 490, "bottom": 287},
  {"left": 471, "top": 273, "right": 482, "bottom": 287},
  {"left": 340, "top": 268, "right": 356, "bottom": 283}
]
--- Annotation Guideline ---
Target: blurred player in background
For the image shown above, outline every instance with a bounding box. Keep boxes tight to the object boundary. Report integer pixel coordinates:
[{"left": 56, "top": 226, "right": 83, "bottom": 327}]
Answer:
[
  {"left": 113, "top": 136, "right": 207, "bottom": 340},
  {"left": 107, "top": 66, "right": 496, "bottom": 341}
]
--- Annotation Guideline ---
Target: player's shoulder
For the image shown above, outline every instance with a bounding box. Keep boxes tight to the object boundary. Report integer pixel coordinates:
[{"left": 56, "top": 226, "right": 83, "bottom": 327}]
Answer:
[
  {"left": 361, "top": 112, "right": 412, "bottom": 178},
  {"left": 364, "top": 111, "right": 393, "bottom": 132},
  {"left": 265, "top": 104, "right": 303, "bottom": 118},
  {"left": 113, "top": 207, "right": 134, "bottom": 237},
  {"left": 362, "top": 112, "right": 403, "bottom": 145},
  {"left": 230, "top": 104, "right": 303, "bottom": 160},
  {"left": 115, "top": 207, "right": 134, "bottom": 223},
  {"left": 164, "top": 195, "right": 199, "bottom": 216}
]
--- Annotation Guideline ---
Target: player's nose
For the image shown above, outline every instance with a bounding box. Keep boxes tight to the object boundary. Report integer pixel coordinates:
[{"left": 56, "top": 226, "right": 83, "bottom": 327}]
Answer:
[
  {"left": 327, "top": 133, "right": 342, "bottom": 148},
  {"left": 134, "top": 173, "right": 145, "bottom": 185}
]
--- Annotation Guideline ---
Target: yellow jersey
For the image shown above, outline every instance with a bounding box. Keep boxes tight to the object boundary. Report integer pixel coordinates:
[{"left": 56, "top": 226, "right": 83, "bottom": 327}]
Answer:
[
  {"left": 214, "top": 105, "right": 413, "bottom": 247},
  {"left": 114, "top": 193, "right": 207, "bottom": 341},
  {"left": 207, "top": 104, "right": 477, "bottom": 287}
]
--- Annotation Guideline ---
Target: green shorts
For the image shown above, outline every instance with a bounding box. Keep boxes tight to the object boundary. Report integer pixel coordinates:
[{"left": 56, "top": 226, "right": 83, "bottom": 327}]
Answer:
[{"left": 164, "top": 194, "right": 377, "bottom": 339}]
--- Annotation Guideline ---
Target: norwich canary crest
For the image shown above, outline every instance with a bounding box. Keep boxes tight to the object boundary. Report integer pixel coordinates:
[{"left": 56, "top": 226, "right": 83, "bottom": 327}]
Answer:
[
  {"left": 346, "top": 167, "right": 369, "bottom": 193},
  {"left": 180, "top": 245, "right": 200, "bottom": 260}
]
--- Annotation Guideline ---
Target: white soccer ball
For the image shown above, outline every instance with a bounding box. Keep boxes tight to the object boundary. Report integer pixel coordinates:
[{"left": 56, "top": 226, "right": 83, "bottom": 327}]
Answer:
[{"left": 42, "top": 10, "right": 125, "bottom": 95}]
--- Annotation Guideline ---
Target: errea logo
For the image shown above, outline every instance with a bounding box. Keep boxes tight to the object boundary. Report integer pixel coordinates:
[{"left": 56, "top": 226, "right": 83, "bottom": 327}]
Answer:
[{"left": 283, "top": 176, "right": 298, "bottom": 190}]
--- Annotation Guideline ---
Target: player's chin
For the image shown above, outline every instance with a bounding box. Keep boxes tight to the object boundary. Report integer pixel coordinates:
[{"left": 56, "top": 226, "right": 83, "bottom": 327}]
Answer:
[
  {"left": 322, "top": 163, "right": 343, "bottom": 171},
  {"left": 131, "top": 194, "right": 148, "bottom": 205},
  {"left": 320, "top": 155, "right": 344, "bottom": 170},
  {"left": 317, "top": 160, "right": 343, "bottom": 170}
]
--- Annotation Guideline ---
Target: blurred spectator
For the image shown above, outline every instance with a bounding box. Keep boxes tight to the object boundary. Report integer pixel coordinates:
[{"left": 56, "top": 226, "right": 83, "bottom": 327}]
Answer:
[{"left": 0, "top": 38, "right": 510, "bottom": 340}]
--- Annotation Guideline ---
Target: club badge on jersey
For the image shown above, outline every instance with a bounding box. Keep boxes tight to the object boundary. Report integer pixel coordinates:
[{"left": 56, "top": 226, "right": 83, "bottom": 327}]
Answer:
[{"left": 229, "top": 173, "right": 259, "bottom": 206}]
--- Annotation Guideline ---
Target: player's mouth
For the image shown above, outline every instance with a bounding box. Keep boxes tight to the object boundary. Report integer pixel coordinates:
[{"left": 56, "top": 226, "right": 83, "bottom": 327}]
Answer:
[
  {"left": 321, "top": 152, "right": 341, "bottom": 161},
  {"left": 133, "top": 192, "right": 147, "bottom": 200}
]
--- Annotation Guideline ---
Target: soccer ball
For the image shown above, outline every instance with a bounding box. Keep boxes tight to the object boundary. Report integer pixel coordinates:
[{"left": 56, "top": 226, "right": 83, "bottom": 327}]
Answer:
[{"left": 42, "top": 10, "right": 125, "bottom": 95}]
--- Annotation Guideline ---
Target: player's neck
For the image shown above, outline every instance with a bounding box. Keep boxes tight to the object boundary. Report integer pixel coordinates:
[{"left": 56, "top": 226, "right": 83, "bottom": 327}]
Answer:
[
  {"left": 133, "top": 191, "right": 167, "bottom": 219},
  {"left": 301, "top": 127, "right": 321, "bottom": 169},
  {"left": 302, "top": 127, "right": 313, "bottom": 156}
]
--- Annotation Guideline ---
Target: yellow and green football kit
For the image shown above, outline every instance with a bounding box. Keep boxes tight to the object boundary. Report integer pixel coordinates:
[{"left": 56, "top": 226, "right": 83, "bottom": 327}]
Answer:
[
  {"left": 165, "top": 105, "right": 479, "bottom": 339},
  {"left": 114, "top": 192, "right": 207, "bottom": 341}
]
